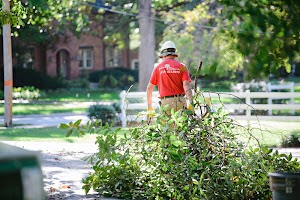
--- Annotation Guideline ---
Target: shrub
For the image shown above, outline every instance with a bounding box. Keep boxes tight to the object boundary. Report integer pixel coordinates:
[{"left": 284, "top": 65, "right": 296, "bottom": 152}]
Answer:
[
  {"left": 295, "top": 63, "right": 300, "bottom": 77},
  {"left": 13, "top": 86, "right": 44, "bottom": 100},
  {"left": 0, "top": 68, "right": 65, "bottom": 90},
  {"left": 281, "top": 132, "right": 300, "bottom": 147},
  {"left": 0, "top": 90, "right": 3, "bottom": 100},
  {"left": 61, "top": 93, "right": 300, "bottom": 200},
  {"left": 89, "top": 67, "right": 138, "bottom": 85},
  {"left": 111, "top": 102, "right": 121, "bottom": 113},
  {"left": 88, "top": 104, "right": 117, "bottom": 124},
  {"left": 0, "top": 86, "right": 43, "bottom": 100},
  {"left": 99, "top": 75, "right": 118, "bottom": 88},
  {"left": 120, "top": 75, "right": 135, "bottom": 89},
  {"left": 65, "top": 78, "right": 90, "bottom": 89}
]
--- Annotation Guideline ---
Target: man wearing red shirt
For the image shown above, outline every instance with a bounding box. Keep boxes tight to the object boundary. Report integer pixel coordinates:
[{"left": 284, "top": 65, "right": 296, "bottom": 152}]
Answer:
[{"left": 146, "top": 41, "right": 193, "bottom": 115}]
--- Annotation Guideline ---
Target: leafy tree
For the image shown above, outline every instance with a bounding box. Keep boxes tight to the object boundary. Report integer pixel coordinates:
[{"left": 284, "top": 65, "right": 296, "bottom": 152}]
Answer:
[
  {"left": 219, "top": 0, "right": 300, "bottom": 80},
  {"left": 161, "top": 2, "right": 244, "bottom": 79},
  {"left": 0, "top": 0, "right": 26, "bottom": 28},
  {"left": 95, "top": 0, "right": 202, "bottom": 90},
  {"left": 17, "top": 0, "right": 96, "bottom": 44},
  {"left": 0, "top": 0, "right": 98, "bottom": 45},
  {"left": 160, "top": 0, "right": 300, "bottom": 81}
]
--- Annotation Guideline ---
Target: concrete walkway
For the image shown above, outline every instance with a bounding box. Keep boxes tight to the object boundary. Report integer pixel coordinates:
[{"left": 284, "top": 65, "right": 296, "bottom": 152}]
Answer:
[{"left": 0, "top": 113, "right": 90, "bottom": 128}]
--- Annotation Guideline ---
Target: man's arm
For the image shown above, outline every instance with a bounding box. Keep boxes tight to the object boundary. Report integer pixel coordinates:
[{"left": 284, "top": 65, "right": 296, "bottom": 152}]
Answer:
[
  {"left": 183, "top": 80, "right": 193, "bottom": 102},
  {"left": 146, "top": 82, "right": 156, "bottom": 109}
]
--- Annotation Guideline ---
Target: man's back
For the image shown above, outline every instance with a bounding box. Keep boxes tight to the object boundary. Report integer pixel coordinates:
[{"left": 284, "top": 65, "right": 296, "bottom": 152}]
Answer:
[{"left": 151, "top": 58, "right": 190, "bottom": 98}]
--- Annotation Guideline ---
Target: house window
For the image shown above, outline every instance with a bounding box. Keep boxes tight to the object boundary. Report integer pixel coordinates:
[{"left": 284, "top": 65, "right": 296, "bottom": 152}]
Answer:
[
  {"left": 15, "top": 47, "right": 34, "bottom": 69},
  {"left": 79, "top": 47, "right": 93, "bottom": 69},
  {"left": 105, "top": 46, "right": 122, "bottom": 68},
  {"left": 131, "top": 59, "right": 139, "bottom": 70}
]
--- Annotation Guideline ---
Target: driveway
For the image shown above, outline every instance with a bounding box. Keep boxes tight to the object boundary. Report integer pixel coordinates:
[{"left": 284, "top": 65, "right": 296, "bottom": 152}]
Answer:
[
  {"left": 1, "top": 113, "right": 120, "bottom": 199},
  {"left": 2, "top": 141, "right": 118, "bottom": 200}
]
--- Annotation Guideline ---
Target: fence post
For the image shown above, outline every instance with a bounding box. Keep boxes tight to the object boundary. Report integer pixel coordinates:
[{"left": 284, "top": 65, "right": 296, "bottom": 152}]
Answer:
[
  {"left": 291, "top": 82, "right": 295, "bottom": 115},
  {"left": 119, "top": 90, "right": 127, "bottom": 127},
  {"left": 267, "top": 82, "right": 273, "bottom": 115},
  {"left": 267, "top": 82, "right": 295, "bottom": 115},
  {"left": 245, "top": 90, "right": 251, "bottom": 125}
]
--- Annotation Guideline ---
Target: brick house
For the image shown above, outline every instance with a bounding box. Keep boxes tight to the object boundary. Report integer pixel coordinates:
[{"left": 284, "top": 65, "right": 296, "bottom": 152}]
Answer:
[
  {"left": 6, "top": 3, "right": 138, "bottom": 80},
  {"left": 43, "top": 23, "right": 138, "bottom": 80}
]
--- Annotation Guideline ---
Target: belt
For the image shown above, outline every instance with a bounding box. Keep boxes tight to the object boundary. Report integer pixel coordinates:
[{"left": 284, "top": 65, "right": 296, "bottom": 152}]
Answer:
[{"left": 160, "top": 94, "right": 185, "bottom": 99}]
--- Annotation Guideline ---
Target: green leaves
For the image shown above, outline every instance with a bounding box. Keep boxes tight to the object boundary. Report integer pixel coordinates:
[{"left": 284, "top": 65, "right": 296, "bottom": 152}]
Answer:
[
  {"left": 59, "top": 119, "right": 84, "bottom": 137},
  {"left": 219, "top": 0, "right": 300, "bottom": 80},
  {"left": 61, "top": 97, "right": 300, "bottom": 198},
  {"left": 0, "top": 0, "right": 26, "bottom": 27},
  {"left": 169, "top": 134, "right": 185, "bottom": 148}
]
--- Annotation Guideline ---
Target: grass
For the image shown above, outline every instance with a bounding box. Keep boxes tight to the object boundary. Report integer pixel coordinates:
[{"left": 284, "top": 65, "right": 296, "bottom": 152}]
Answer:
[
  {"left": 41, "top": 89, "right": 121, "bottom": 102},
  {"left": 0, "top": 127, "right": 97, "bottom": 142},
  {"left": 236, "top": 120, "right": 300, "bottom": 147},
  {"left": 8, "top": 103, "right": 88, "bottom": 115},
  {"left": 0, "top": 120, "right": 298, "bottom": 147},
  {"left": 0, "top": 88, "right": 121, "bottom": 115}
]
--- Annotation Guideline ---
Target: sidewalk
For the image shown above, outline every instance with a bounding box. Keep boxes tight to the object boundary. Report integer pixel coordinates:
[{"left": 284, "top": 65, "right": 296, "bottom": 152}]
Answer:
[{"left": 0, "top": 113, "right": 90, "bottom": 128}]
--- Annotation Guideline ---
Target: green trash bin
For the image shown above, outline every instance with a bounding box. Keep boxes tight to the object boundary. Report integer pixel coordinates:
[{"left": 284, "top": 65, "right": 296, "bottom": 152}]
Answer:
[
  {"left": 0, "top": 142, "right": 45, "bottom": 200},
  {"left": 269, "top": 172, "right": 300, "bottom": 200}
]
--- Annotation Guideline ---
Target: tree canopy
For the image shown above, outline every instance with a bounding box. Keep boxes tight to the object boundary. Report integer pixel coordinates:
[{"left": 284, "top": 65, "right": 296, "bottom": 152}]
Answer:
[
  {"left": 98, "top": 0, "right": 300, "bottom": 80},
  {"left": 160, "top": 0, "right": 300, "bottom": 80},
  {"left": 218, "top": 0, "right": 300, "bottom": 80},
  {"left": 161, "top": 2, "right": 244, "bottom": 79},
  {"left": 0, "top": 0, "right": 97, "bottom": 44},
  {"left": 0, "top": 0, "right": 25, "bottom": 28},
  {"left": 1, "top": 0, "right": 299, "bottom": 81}
]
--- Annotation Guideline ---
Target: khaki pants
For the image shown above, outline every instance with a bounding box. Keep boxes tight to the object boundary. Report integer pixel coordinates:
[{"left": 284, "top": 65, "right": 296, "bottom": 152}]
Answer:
[{"left": 160, "top": 96, "right": 186, "bottom": 115}]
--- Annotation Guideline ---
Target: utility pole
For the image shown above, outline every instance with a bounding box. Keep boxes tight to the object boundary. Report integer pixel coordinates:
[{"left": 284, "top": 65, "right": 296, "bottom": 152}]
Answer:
[{"left": 3, "top": 0, "right": 13, "bottom": 127}]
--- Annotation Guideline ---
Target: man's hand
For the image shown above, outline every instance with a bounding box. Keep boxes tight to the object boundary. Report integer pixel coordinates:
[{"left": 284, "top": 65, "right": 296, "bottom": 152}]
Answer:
[
  {"left": 187, "top": 100, "right": 195, "bottom": 114},
  {"left": 146, "top": 107, "right": 156, "bottom": 124},
  {"left": 147, "top": 107, "right": 156, "bottom": 118}
]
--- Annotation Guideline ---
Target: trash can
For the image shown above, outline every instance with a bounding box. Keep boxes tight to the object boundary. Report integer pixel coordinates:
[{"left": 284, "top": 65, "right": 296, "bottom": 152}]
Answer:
[
  {"left": 0, "top": 142, "right": 45, "bottom": 200},
  {"left": 269, "top": 172, "right": 300, "bottom": 200}
]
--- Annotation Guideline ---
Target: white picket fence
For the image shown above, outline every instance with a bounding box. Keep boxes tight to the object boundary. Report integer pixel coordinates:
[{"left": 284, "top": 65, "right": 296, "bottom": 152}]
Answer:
[
  {"left": 119, "top": 90, "right": 300, "bottom": 127},
  {"left": 267, "top": 82, "right": 294, "bottom": 115}
]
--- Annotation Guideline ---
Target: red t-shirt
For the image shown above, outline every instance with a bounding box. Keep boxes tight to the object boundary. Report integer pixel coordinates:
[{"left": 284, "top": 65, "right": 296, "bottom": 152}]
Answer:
[{"left": 149, "top": 58, "right": 191, "bottom": 98}]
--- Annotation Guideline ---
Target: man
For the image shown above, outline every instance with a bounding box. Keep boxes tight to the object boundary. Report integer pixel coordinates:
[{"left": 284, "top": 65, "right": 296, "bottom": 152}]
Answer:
[{"left": 146, "top": 41, "right": 193, "bottom": 115}]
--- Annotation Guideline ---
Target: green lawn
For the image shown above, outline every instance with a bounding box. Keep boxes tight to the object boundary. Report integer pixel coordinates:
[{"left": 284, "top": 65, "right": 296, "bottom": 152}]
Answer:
[
  {"left": 41, "top": 88, "right": 121, "bottom": 102},
  {"left": 0, "top": 127, "right": 97, "bottom": 142},
  {"left": 1, "top": 81, "right": 299, "bottom": 116},
  {"left": 236, "top": 120, "right": 300, "bottom": 147},
  {"left": 0, "top": 121, "right": 298, "bottom": 147},
  {"left": 0, "top": 88, "right": 122, "bottom": 115},
  {"left": 0, "top": 103, "right": 89, "bottom": 115}
]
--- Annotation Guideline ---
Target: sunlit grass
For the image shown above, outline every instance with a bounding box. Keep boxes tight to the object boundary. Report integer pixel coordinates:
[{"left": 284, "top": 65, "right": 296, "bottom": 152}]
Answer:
[
  {"left": 0, "top": 126, "right": 129, "bottom": 142},
  {"left": 0, "top": 127, "right": 97, "bottom": 142},
  {"left": 236, "top": 120, "right": 300, "bottom": 147},
  {"left": 0, "top": 103, "right": 89, "bottom": 115},
  {"left": 0, "top": 88, "right": 122, "bottom": 115},
  {"left": 0, "top": 119, "right": 298, "bottom": 149},
  {"left": 42, "top": 89, "right": 121, "bottom": 101}
]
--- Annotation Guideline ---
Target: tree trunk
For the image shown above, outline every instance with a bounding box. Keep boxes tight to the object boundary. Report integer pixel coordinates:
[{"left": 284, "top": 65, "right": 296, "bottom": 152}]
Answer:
[{"left": 138, "top": 0, "right": 155, "bottom": 91}]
